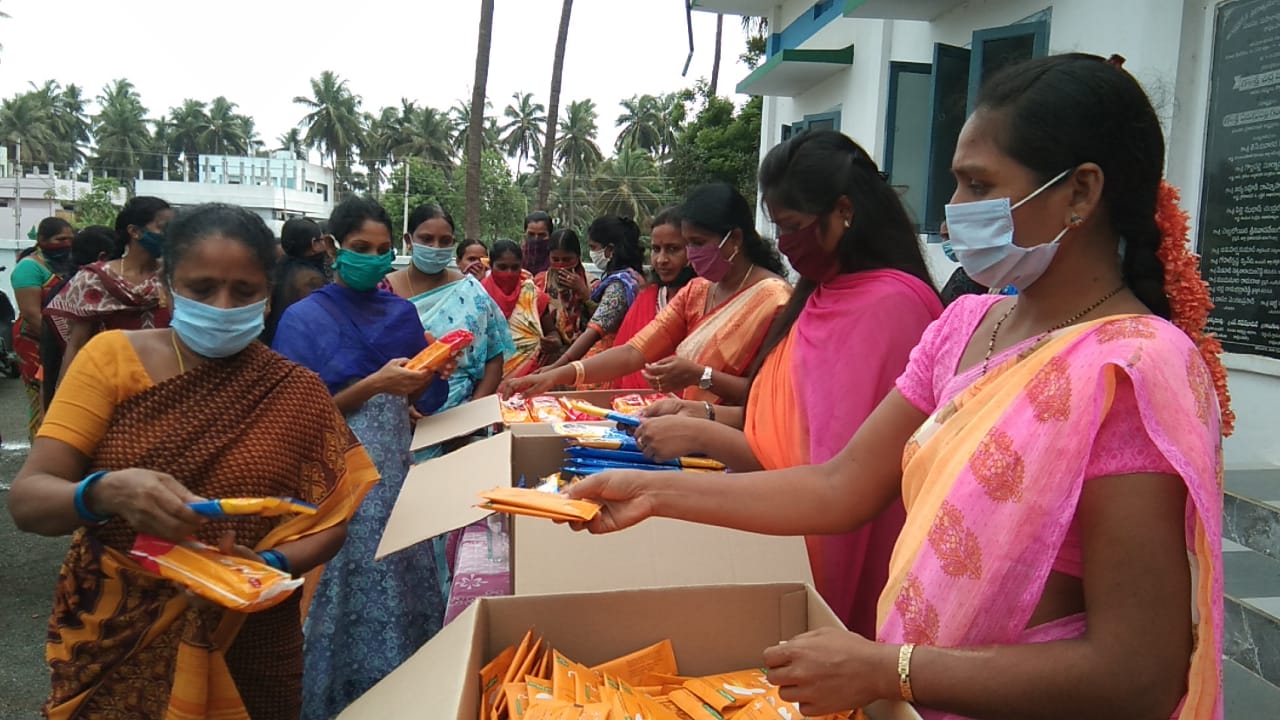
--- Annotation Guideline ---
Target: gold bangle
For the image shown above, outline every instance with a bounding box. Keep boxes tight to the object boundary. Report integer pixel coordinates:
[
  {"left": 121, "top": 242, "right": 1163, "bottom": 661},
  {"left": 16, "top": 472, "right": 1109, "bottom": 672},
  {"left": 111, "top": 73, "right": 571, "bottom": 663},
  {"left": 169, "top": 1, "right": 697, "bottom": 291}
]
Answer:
[
  {"left": 897, "top": 643, "right": 916, "bottom": 703},
  {"left": 570, "top": 361, "right": 586, "bottom": 386}
]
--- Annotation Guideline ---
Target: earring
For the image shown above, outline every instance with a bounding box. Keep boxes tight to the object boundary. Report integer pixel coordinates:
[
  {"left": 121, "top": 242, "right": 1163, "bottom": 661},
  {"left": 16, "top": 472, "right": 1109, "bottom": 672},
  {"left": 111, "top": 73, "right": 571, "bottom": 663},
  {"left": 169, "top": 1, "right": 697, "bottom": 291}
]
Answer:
[
  {"left": 843, "top": 218, "right": 851, "bottom": 229},
  {"left": 1069, "top": 214, "right": 1084, "bottom": 227}
]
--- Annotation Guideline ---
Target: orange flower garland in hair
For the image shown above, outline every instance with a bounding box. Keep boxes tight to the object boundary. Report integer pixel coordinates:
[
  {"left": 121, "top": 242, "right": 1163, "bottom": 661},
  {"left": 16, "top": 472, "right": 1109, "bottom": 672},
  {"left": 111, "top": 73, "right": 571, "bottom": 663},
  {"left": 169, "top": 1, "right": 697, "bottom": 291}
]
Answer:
[{"left": 1153, "top": 180, "right": 1235, "bottom": 435}]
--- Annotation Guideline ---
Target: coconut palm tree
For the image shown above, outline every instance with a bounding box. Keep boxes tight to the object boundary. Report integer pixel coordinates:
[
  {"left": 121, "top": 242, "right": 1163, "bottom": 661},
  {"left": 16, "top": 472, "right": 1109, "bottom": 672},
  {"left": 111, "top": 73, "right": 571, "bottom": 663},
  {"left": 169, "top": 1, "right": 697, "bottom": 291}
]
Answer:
[
  {"left": 500, "top": 91, "right": 546, "bottom": 172},
  {"left": 170, "top": 99, "right": 211, "bottom": 178},
  {"left": 0, "top": 92, "right": 58, "bottom": 167},
  {"left": 277, "top": 128, "right": 306, "bottom": 160},
  {"left": 147, "top": 112, "right": 180, "bottom": 179},
  {"left": 536, "top": 0, "right": 574, "bottom": 209},
  {"left": 710, "top": 14, "right": 725, "bottom": 96},
  {"left": 465, "top": 0, "right": 496, "bottom": 241},
  {"left": 396, "top": 105, "right": 455, "bottom": 168},
  {"left": 591, "top": 147, "right": 662, "bottom": 224},
  {"left": 358, "top": 107, "right": 400, "bottom": 198},
  {"left": 27, "top": 81, "right": 90, "bottom": 167},
  {"left": 294, "top": 70, "right": 364, "bottom": 197},
  {"left": 556, "top": 99, "right": 602, "bottom": 179},
  {"left": 92, "top": 79, "right": 151, "bottom": 181},
  {"left": 654, "top": 92, "right": 690, "bottom": 159},
  {"left": 204, "top": 96, "right": 249, "bottom": 156},
  {"left": 615, "top": 95, "right": 662, "bottom": 155}
]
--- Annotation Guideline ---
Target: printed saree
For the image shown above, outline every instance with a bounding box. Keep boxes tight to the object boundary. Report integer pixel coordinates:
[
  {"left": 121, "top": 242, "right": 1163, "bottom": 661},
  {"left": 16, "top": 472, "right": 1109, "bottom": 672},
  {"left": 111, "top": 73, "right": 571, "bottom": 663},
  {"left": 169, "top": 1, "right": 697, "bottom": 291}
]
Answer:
[
  {"left": 44, "top": 343, "right": 378, "bottom": 720},
  {"left": 495, "top": 279, "right": 550, "bottom": 379},
  {"left": 409, "top": 275, "right": 514, "bottom": 409},
  {"left": 878, "top": 316, "right": 1223, "bottom": 719},
  {"left": 14, "top": 265, "right": 63, "bottom": 438},
  {"left": 672, "top": 278, "right": 790, "bottom": 402},
  {"left": 45, "top": 260, "right": 171, "bottom": 332}
]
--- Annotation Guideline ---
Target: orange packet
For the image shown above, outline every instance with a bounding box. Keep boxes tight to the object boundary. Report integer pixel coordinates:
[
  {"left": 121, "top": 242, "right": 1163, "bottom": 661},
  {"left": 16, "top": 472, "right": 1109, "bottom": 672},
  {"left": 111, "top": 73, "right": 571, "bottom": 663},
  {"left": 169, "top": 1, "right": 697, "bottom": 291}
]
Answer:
[
  {"left": 481, "top": 645, "right": 518, "bottom": 717},
  {"left": 683, "top": 669, "right": 772, "bottom": 712},
  {"left": 526, "top": 676, "right": 556, "bottom": 704},
  {"left": 735, "top": 698, "right": 787, "bottom": 720},
  {"left": 496, "top": 633, "right": 543, "bottom": 720},
  {"left": 579, "top": 702, "right": 612, "bottom": 720},
  {"left": 502, "top": 395, "right": 533, "bottom": 424},
  {"left": 558, "top": 397, "right": 597, "bottom": 422},
  {"left": 611, "top": 393, "right": 648, "bottom": 415},
  {"left": 524, "top": 702, "right": 579, "bottom": 720},
  {"left": 668, "top": 689, "right": 726, "bottom": 720},
  {"left": 591, "top": 639, "right": 679, "bottom": 686},
  {"left": 503, "top": 682, "right": 531, "bottom": 720},
  {"left": 552, "top": 650, "right": 600, "bottom": 704},
  {"left": 760, "top": 687, "right": 851, "bottom": 720},
  {"left": 129, "top": 535, "right": 301, "bottom": 611},
  {"left": 478, "top": 487, "right": 601, "bottom": 522},
  {"left": 405, "top": 329, "right": 474, "bottom": 372},
  {"left": 529, "top": 396, "right": 569, "bottom": 422}
]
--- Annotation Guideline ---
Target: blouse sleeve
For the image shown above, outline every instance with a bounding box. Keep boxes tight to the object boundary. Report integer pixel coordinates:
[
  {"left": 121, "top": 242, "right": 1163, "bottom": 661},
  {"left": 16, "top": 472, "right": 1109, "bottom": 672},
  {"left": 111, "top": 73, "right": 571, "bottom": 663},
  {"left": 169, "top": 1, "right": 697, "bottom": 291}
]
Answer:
[
  {"left": 894, "top": 301, "right": 966, "bottom": 414},
  {"left": 39, "top": 332, "right": 150, "bottom": 455},
  {"left": 625, "top": 282, "right": 698, "bottom": 362},
  {"left": 11, "top": 258, "right": 51, "bottom": 290},
  {"left": 587, "top": 282, "right": 633, "bottom": 336}
]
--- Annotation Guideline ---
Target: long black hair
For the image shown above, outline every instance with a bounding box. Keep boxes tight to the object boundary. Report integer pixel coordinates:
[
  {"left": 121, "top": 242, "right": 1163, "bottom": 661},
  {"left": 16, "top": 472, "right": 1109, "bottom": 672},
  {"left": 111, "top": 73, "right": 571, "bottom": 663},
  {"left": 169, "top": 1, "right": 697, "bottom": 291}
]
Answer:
[
  {"left": 280, "top": 217, "right": 322, "bottom": 258},
  {"left": 974, "top": 53, "right": 1169, "bottom": 318},
  {"left": 749, "top": 130, "right": 938, "bottom": 377},
  {"left": 115, "top": 196, "right": 170, "bottom": 256},
  {"left": 679, "top": 183, "right": 786, "bottom": 277},
  {"left": 547, "top": 228, "right": 582, "bottom": 258},
  {"left": 587, "top": 215, "right": 645, "bottom": 275}
]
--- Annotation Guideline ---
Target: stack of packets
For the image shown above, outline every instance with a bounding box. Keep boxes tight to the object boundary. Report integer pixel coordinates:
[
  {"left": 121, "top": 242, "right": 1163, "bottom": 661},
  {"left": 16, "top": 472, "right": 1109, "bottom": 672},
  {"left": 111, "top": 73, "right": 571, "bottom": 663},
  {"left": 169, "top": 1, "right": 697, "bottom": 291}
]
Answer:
[
  {"left": 480, "top": 628, "right": 852, "bottom": 720},
  {"left": 501, "top": 393, "right": 670, "bottom": 424},
  {"left": 128, "top": 496, "right": 317, "bottom": 611},
  {"left": 553, "top": 423, "right": 726, "bottom": 476},
  {"left": 477, "top": 486, "right": 601, "bottom": 523}
]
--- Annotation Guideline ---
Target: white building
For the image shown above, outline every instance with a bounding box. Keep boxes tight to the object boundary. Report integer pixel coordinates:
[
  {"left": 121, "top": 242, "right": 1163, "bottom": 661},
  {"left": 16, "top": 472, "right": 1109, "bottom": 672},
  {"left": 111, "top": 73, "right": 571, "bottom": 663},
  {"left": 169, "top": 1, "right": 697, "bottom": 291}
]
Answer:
[
  {"left": 695, "top": 0, "right": 1278, "bottom": 472},
  {"left": 136, "top": 152, "right": 334, "bottom": 236}
]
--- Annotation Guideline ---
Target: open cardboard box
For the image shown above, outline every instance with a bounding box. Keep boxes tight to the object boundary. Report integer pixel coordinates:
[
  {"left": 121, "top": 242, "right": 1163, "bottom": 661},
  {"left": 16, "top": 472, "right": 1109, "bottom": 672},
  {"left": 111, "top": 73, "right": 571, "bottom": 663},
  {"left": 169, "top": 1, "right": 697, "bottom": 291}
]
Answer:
[
  {"left": 385, "top": 395, "right": 812, "bottom": 594},
  {"left": 337, "top": 583, "right": 921, "bottom": 720}
]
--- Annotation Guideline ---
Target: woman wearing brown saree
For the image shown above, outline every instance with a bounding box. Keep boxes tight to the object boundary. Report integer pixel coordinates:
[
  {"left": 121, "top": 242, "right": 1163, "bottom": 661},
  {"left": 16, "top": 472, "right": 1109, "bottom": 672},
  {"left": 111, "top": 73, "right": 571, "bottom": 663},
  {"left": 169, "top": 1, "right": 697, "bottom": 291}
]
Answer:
[{"left": 8, "top": 203, "right": 378, "bottom": 720}]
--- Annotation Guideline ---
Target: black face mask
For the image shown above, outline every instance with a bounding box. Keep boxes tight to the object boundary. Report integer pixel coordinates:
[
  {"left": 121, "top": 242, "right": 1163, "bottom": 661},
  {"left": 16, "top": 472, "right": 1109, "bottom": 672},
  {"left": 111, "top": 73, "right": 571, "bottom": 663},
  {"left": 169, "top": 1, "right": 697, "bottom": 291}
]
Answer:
[{"left": 42, "top": 247, "right": 74, "bottom": 275}]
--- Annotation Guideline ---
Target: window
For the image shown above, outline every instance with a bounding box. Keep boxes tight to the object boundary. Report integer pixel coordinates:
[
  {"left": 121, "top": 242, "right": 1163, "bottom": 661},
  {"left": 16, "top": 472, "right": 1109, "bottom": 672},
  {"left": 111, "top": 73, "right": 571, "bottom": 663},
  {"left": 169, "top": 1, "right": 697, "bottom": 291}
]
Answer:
[
  {"left": 884, "top": 62, "right": 932, "bottom": 231},
  {"left": 782, "top": 109, "right": 842, "bottom": 141},
  {"left": 917, "top": 19, "right": 1049, "bottom": 235}
]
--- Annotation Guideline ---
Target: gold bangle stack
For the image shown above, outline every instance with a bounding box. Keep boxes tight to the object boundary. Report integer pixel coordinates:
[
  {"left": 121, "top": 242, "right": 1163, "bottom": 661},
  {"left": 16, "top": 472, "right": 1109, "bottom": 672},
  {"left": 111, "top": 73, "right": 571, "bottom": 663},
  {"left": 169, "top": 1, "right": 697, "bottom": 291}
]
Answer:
[
  {"left": 897, "top": 643, "right": 916, "bottom": 703},
  {"left": 570, "top": 361, "right": 586, "bottom": 386}
]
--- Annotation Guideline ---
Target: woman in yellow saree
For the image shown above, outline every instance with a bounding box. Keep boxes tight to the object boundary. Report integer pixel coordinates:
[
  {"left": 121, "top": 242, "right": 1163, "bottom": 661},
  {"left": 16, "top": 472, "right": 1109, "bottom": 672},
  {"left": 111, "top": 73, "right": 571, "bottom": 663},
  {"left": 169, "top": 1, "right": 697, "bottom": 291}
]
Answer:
[
  {"left": 567, "top": 54, "right": 1229, "bottom": 719},
  {"left": 504, "top": 183, "right": 790, "bottom": 404},
  {"left": 8, "top": 204, "right": 378, "bottom": 720}
]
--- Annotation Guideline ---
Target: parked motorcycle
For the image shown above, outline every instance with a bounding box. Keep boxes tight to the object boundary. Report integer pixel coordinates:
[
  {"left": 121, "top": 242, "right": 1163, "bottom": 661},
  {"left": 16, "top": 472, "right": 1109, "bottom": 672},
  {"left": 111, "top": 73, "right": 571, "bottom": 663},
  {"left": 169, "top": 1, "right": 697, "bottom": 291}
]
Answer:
[{"left": 0, "top": 266, "right": 23, "bottom": 379}]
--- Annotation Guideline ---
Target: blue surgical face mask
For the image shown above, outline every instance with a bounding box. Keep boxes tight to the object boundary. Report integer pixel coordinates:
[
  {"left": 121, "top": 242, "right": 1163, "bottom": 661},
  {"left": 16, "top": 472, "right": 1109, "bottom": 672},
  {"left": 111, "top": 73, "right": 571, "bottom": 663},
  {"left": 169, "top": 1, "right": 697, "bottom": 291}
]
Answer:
[
  {"left": 170, "top": 293, "right": 266, "bottom": 358},
  {"left": 943, "top": 168, "right": 1074, "bottom": 291},
  {"left": 138, "top": 230, "right": 166, "bottom": 259},
  {"left": 411, "top": 243, "right": 454, "bottom": 275}
]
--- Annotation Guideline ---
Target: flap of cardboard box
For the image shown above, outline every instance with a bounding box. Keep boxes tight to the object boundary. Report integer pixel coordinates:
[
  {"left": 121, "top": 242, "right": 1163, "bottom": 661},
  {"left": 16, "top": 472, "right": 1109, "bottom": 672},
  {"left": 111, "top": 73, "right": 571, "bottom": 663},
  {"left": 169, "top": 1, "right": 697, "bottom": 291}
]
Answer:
[
  {"left": 512, "top": 516, "right": 813, "bottom": 594},
  {"left": 411, "top": 394, "right": 502, "bottom": 452},
  {"left": 377, "top": 431, "right": 510, "bottom": 559}
]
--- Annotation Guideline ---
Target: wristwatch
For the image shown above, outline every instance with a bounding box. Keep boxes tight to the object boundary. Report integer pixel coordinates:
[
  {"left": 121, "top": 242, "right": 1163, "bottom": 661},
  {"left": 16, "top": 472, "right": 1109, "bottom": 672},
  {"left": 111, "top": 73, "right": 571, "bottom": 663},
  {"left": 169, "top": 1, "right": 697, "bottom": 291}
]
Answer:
[{"left": 698, "top": 366, "right": 714, "bottom": 390}]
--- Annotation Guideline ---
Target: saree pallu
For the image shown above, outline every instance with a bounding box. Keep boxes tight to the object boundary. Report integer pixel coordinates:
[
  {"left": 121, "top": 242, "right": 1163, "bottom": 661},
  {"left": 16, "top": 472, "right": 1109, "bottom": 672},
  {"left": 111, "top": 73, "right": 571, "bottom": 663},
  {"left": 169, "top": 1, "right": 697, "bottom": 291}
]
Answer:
[
  {"left": 612, "top": 285, "right": 663, "bottom": 390},
  {"left": 879, "top": 316, "right": 1223, "bottom": 720},
  {"left": 45, "top": 260, "right": 171, "bottom": 332},
  {"left": 536, "top": 266, "right": 590, "bottom": 345},
  {"left": 499, "top": 280, "right": 550, "bottom": 379},
  {"left": 747, "top": 271, "right": 939, "bottom": 636},
  {"left": 410, "top": 275, "right": 515, "bottom": 409},
  {"left": 673, "top": 278, "right": 789, "bottom": 402},
  {"left": 45, "top": 343, "right": 378, "bottom": 720}
]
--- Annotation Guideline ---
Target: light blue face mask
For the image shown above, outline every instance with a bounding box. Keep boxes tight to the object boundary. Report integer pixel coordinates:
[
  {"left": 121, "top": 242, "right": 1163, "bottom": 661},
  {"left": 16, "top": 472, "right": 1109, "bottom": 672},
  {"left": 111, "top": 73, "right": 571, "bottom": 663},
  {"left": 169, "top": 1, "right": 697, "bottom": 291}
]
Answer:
[
  {"left": 943, "top": 168, "right": 1074, "bottom": 291},
  {"left": 411, "top": 243, "right": 454, "bottom": 274},
  {"left": 170, "top": 293, "right": 266, "bottom": 358}
]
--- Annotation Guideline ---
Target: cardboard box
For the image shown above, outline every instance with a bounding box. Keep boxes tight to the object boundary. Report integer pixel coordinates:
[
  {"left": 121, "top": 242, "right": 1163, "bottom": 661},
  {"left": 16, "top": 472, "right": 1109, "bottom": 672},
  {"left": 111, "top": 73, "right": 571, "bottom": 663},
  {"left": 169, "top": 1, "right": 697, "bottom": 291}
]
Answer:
[
  {"left": 384, "top": 396, "right": 813, "bottom": 595},
  {"left": 337, "top": 583, "right": 921, "bottom": 720}
]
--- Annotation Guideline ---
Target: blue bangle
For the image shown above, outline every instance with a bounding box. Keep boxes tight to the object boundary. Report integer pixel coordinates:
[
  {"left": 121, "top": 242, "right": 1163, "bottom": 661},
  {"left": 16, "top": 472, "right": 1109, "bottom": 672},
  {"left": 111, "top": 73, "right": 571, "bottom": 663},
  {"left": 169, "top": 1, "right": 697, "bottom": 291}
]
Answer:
[
  {"left": 74, "top": 471, "right": 112, "bottom": 524},
  {"left": 258, "top": 549, "right": 291, "bottom": 576}
]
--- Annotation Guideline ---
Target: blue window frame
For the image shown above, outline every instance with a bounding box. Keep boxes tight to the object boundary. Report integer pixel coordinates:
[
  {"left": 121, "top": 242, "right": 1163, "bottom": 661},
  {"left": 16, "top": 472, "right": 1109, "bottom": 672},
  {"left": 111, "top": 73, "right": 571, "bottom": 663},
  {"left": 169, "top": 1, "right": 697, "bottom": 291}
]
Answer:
[
  {"left": 884, "top": 61, "right": 932, "bottom": 230},
  {"left": 966, "top": 21, "right": 1050, "bottom": 113},
  {"left": 783, "top": 110, "right": 843, "bottom": 141}
]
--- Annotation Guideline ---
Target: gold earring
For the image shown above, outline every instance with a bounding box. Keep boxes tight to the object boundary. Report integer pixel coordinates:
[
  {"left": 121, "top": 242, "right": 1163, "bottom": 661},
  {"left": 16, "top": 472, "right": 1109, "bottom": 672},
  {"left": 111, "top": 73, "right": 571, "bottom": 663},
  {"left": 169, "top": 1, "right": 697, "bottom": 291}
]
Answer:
[{"left": 1070, "top": 214, "right": 1084, "bottom": 227}]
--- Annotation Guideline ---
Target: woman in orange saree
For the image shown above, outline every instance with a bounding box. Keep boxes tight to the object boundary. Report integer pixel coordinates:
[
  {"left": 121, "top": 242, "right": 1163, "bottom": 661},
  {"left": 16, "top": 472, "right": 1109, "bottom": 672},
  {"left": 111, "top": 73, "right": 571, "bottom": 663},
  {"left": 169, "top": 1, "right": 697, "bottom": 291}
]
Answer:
[
  {"left": 632, "top": 132, "right": 944, "bottom": 638},
  {"left": 567, "top": 54, "right": 1229, "bottom": 719},
  {"left": 503, "top": 183, "right": 790, "bottom": 404},
  {"left": 8, "top": 204, "right": 377, "bottom": 720}
]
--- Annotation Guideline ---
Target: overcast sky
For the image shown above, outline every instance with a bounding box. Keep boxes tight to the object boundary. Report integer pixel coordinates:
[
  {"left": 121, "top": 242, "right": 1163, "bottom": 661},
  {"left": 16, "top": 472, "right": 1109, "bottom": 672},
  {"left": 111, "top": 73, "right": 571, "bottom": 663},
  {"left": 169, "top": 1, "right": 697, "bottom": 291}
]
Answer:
[{"left": 0, "top": 0, "right": 754, "bottom": 166}]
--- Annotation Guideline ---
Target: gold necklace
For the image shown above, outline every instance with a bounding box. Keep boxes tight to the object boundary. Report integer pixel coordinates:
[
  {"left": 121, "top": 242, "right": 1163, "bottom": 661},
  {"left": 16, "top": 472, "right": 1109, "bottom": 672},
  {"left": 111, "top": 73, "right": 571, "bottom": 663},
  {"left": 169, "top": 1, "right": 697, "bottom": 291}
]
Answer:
[
  {"left": 713, "top": 264, "right": 754, "bottom": 309},
  {"left": 171, "top": 330, "right": 186, "bottom": 374},
  {"left": 982, "top": 284, "right": 1125, "bottom": 376}
]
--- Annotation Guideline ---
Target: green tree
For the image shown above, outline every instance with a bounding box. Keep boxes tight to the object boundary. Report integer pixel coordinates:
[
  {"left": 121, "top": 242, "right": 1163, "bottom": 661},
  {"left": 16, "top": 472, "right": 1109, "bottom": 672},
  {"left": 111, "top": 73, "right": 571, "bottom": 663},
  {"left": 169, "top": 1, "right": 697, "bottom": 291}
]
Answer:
[
  {"left": 170, "top": 99, "right": 211, "bottom": 178},
  {"left": 204, "top": 96, "right": 249, "bottom": 155},
  {"left": 477, "top": 149, "right": 529, "bottom": 240},
  {"left": 73, "top": 177, "right": 123, "bottom": 227},
  {"left": 382, "top": 157, "right": 464, "bottom": 235},
  {"left": 396, "top": 105, "right": 455, "bottom": 168},
  {"left": 92, "top": 78, "right": 151, "bottom": 181},
  {"left": 28, "top": 80, "right": 90, "bottom": 166},
  {"left": 277, "top": 128, "right": 306, "bottom": 160},
  {"left": 536, "top": 0, "right": 574, "bottom": 208},
  {"left": 450, "top": 97, "right": 497, "bottom": 158},
  {"left": 294, "top": 70, "right": 364, "bottom": 198},
  {"left": 556, "top": 99, "right": 602, "bottom": 178},
  {"left": 0, "top": 92, "right": 58, "bottom": 167},
  {"left": 615, "top": 94, "right": 662, "bottom": 155},
  {"left": 592, "top": 147, "right": 663, "bottom": 226},
  {"left": 665, "top": 91, "right": 763, "bottom": 205},
  {"left": 358, "top": 107, "right": 399, "bottom": 198},
  {"left": 500, "top": 91, "right": 546, "bottom": 172}
]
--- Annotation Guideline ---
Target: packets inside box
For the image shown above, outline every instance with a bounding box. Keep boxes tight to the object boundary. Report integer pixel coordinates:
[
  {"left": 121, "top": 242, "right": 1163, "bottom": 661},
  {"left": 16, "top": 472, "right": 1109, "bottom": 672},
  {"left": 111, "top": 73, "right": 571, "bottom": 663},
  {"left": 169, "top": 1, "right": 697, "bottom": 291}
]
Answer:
[
  {"left": 501, "top": 393, "right": 670, "bottom": 424},
  {"left": 480, "top": 627, "right": 852, "bottom": 720}
]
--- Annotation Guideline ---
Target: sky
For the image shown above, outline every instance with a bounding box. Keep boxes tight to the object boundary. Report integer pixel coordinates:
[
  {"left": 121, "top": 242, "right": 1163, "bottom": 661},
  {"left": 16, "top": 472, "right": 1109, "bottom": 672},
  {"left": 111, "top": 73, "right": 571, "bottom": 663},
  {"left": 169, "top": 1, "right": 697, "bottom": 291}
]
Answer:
[{"left": 0, "top": 0, "right": 756, "bottom": 168}]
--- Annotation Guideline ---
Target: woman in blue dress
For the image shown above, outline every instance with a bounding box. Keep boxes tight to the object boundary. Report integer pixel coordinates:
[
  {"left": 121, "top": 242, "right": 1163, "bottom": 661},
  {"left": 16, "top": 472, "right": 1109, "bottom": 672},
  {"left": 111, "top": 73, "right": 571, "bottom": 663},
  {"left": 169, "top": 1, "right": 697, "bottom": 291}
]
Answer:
[{"left": 272, "top": 197, "right": 455, "bottom": 720}]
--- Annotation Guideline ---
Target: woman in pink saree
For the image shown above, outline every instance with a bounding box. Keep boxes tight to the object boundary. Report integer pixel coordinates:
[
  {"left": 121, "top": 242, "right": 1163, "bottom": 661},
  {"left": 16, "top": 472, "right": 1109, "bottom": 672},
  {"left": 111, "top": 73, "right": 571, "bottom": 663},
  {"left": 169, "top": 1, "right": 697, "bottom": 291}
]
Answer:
[{"left": 567, "top": 54, "right": 1229, "bottom": 719}]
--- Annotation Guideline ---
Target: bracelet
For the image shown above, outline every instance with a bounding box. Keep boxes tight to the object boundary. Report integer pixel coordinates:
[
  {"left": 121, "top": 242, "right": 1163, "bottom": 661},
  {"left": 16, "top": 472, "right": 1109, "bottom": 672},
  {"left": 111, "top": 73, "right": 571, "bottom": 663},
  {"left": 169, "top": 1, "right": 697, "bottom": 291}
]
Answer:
[
  {"left": 897, "top": 642, "right": 916, "bottom": 703},
  {"left": 74, "top": 471, "right": 112, "bottom": 524},
  {"left": 570, "top": 360, "right": 586, "bottom": 386},
  {"left": 258, "top": 549, "right": 292, "bottom": 576},
  {"left": 703, "top": 401, "right": 716, "bottom": 422}
]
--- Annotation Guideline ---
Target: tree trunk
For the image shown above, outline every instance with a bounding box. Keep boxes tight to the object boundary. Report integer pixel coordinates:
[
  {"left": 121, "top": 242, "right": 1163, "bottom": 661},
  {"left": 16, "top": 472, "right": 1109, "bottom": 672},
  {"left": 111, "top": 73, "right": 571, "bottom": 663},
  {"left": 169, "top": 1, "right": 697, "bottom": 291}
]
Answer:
[
  {"left": 537, "top": 0, "right": 574, "bottom": 210},
  {"left": 465, "top": 0, "right": 497, "bottom": 241},
  {"left": 710, "top": 14, "right": 724, "bottom": 96}
]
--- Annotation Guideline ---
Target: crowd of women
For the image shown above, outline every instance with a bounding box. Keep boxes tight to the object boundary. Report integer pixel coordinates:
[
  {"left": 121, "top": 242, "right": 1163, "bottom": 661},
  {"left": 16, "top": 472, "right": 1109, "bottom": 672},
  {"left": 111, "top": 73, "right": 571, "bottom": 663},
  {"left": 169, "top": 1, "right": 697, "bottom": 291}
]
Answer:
[{"left": 7, "top": 53, "right": 1232, "bottom": 720}]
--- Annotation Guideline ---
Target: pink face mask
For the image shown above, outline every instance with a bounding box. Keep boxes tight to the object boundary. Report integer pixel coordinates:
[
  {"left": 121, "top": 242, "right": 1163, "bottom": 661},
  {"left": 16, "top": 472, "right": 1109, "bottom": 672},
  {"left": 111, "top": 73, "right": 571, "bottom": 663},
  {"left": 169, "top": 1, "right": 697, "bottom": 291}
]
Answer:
[{"left": 687, "top": 231, "right": 736, "bottom": 282}]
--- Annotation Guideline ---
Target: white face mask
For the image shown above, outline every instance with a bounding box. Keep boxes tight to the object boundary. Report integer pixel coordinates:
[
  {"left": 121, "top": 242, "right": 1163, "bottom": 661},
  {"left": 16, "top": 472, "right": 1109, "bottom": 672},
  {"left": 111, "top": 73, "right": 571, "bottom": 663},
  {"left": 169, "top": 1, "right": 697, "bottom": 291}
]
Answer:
[
  {"left": 589, "top": 248, "right": 608, "bottom": 268},
  {"left": 943, "top": 168, "right": 1074, "bottom": 290}
]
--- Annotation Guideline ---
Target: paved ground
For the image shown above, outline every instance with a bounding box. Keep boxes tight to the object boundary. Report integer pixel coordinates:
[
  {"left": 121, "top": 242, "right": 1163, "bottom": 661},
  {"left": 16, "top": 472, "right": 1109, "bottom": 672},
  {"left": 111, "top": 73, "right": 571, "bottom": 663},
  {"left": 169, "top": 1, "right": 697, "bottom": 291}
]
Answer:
[{"left": 0, "top": 377, "right": 67, "bottom": 718}]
